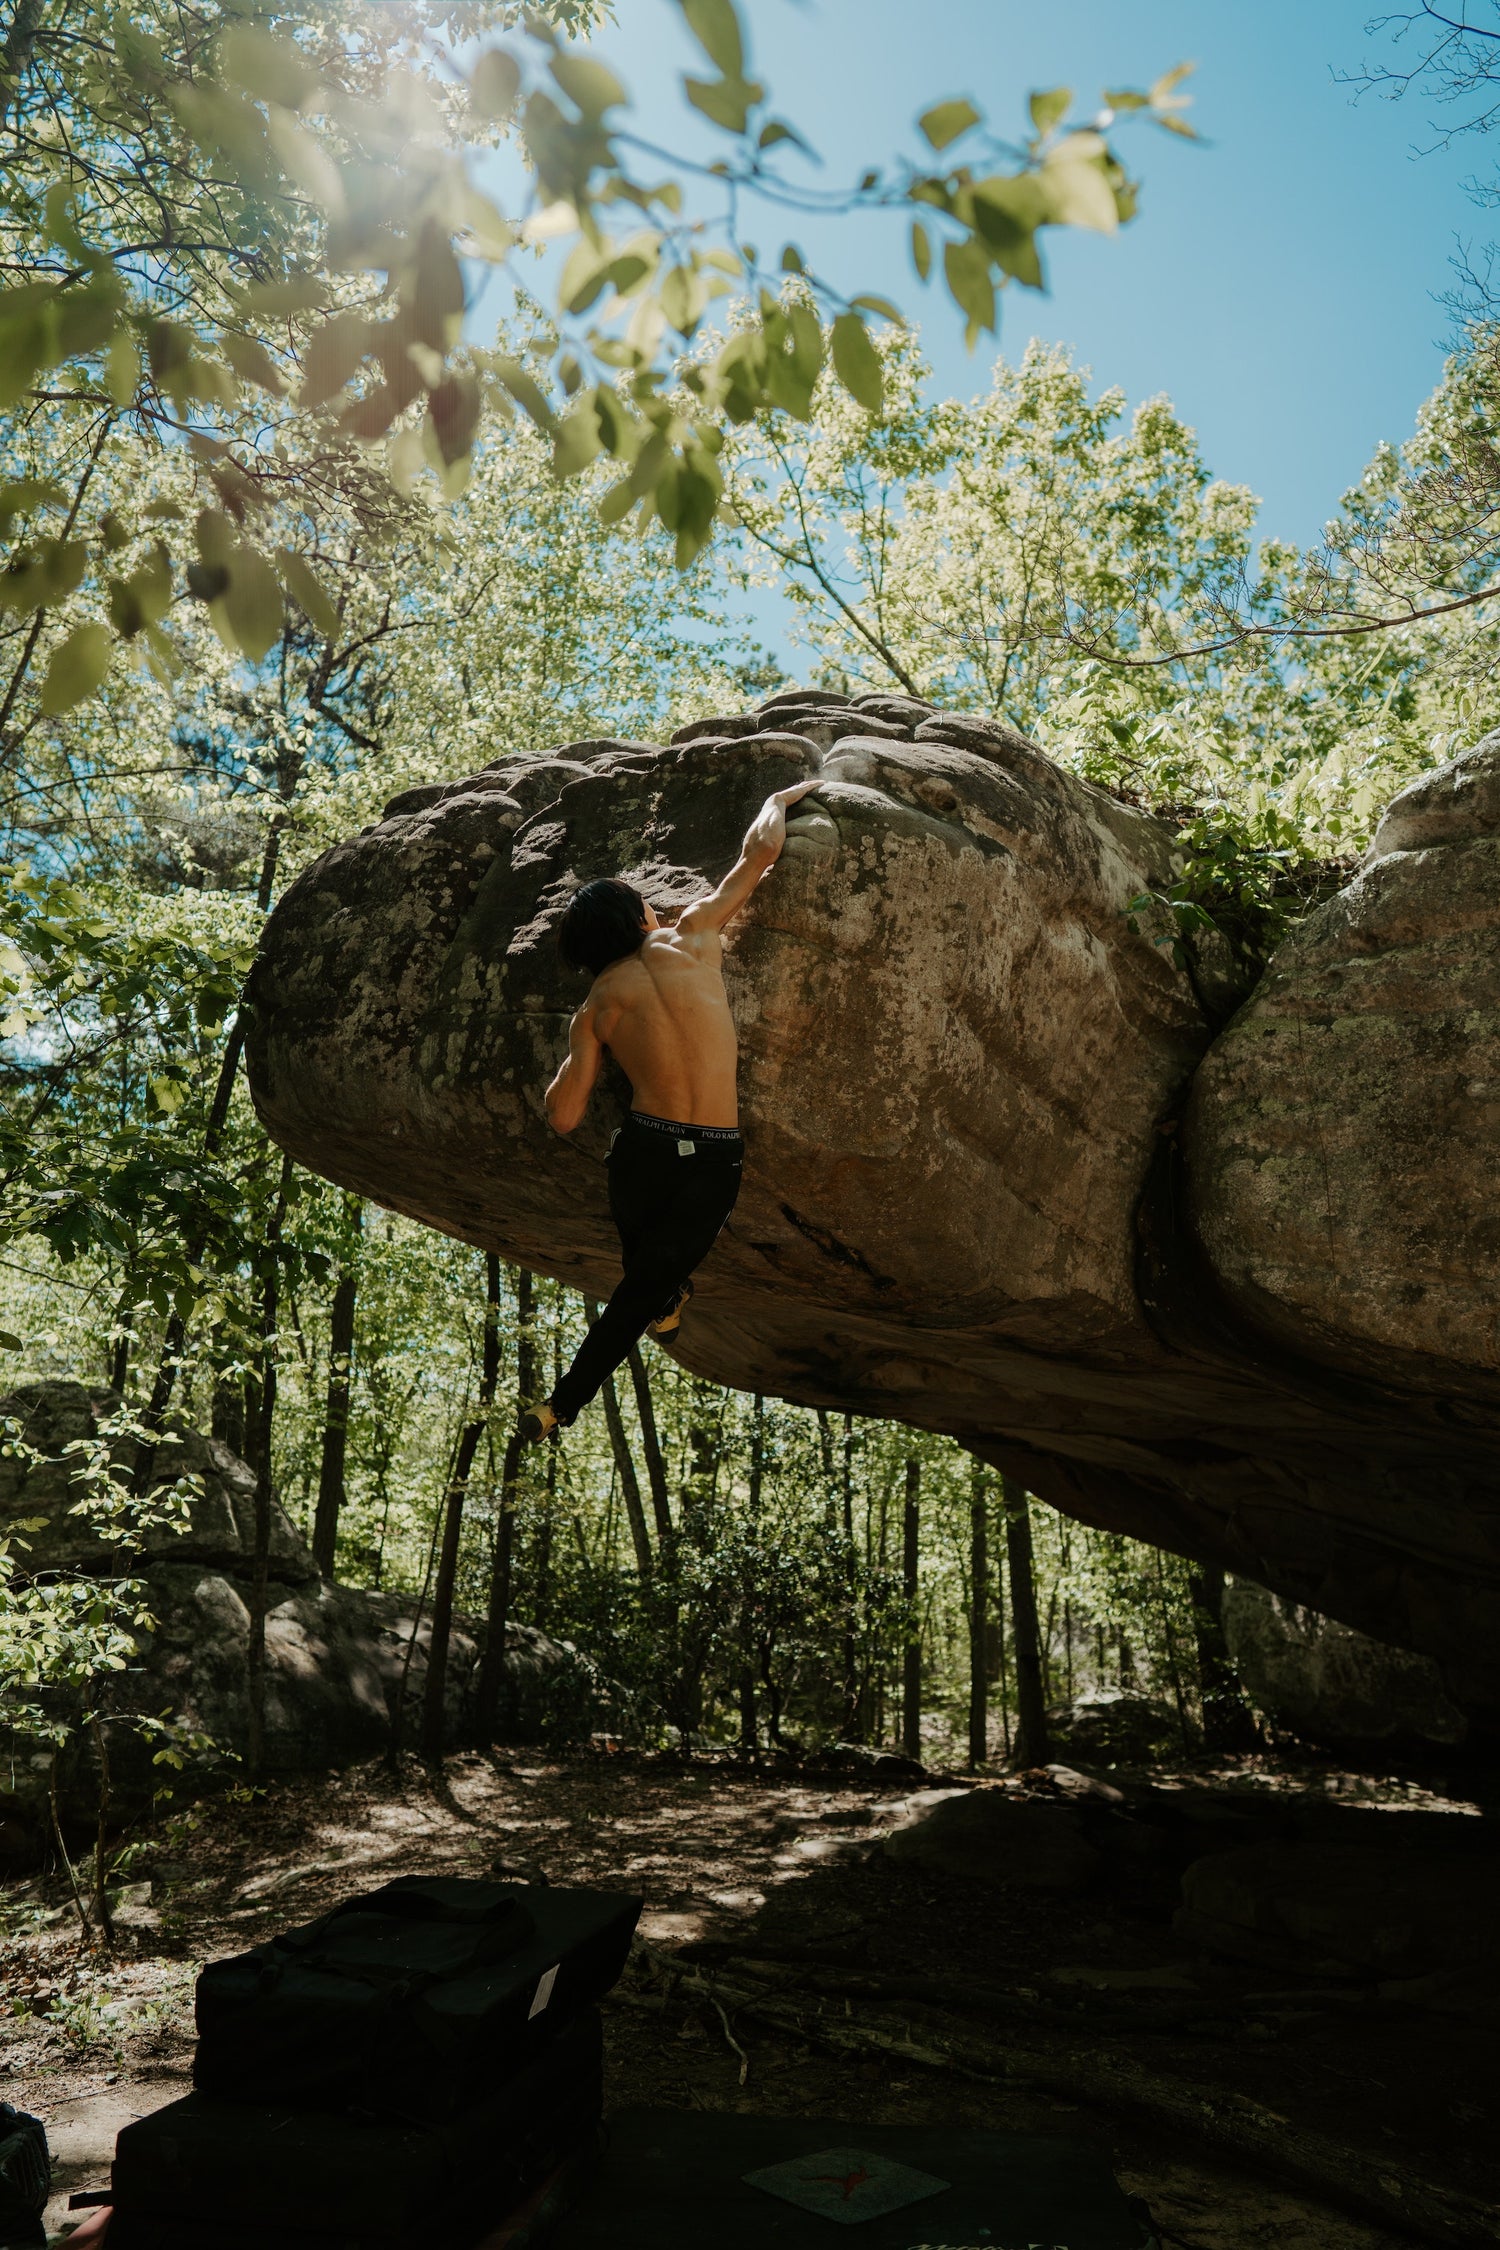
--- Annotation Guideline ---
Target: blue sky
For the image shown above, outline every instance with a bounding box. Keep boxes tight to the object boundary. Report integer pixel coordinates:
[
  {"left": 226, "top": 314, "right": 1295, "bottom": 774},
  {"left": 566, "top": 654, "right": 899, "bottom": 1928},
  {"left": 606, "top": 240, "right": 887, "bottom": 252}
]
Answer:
[{"left": 544, "top": 0, "right": 1485, "bottom": 546}]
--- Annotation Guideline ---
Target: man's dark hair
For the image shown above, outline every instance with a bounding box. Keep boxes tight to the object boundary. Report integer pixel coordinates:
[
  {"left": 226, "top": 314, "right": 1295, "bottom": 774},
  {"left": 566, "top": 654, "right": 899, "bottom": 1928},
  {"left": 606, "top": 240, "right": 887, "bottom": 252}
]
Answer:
[{"left": 558, "top": 878, "right": 650, "bottom": 977}]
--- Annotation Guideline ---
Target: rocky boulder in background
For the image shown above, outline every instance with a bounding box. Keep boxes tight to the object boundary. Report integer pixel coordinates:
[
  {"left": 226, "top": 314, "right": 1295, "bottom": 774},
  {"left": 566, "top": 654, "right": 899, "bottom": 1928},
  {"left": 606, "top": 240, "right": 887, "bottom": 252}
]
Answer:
[
  {"left": 243, "top": 694, "right": 1500, "bottom": 1721},
  {"left": 1221, "top": 1577, "right": 1468, "bottom": 1752},
  {"left": 0, "top": 1380, "right": 586, "bottom": 1860}
]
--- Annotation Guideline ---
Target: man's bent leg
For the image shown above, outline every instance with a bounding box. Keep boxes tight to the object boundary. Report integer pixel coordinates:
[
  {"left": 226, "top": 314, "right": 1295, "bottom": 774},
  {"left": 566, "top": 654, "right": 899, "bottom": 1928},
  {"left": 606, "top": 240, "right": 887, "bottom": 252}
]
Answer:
[{"left": 539, "top": 1120, "right": 741, "bottom": 1430}]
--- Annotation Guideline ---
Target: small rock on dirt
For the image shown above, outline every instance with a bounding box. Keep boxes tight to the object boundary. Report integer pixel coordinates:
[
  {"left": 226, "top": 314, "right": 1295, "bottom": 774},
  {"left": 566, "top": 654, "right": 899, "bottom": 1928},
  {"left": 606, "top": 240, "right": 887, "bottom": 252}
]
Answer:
[{"left": 883, "top": 1789, "right": 1102, "bottom": 1891}]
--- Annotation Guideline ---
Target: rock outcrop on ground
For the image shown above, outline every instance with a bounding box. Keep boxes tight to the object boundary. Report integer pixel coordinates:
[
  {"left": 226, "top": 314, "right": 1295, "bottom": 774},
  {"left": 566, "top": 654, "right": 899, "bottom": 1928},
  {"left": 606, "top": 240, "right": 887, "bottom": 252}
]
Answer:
[
  {"left": 0, "top": 1381, "right": 582, "bottom": 1858},
  {"left": 1221, "top": 1577, "right": 1469, "bottom": 1752},
  {"left": 243, "top": 694, "right": 1500, "bottom": 1719}
]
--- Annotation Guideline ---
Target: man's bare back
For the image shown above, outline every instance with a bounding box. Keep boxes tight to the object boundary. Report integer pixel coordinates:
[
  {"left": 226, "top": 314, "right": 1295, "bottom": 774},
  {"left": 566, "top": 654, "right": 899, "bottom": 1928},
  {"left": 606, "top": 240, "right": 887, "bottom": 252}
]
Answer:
[
  {"left": 590, "top": 926, "right": 740, "bottom": 1127},
  {"left": 545, "top": 780, "right": 817, "bottom": 1135}
]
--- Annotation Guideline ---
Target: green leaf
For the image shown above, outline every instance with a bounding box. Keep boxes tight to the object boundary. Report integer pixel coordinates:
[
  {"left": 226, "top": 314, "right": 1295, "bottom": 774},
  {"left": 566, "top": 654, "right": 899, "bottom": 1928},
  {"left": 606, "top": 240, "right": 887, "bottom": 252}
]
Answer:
[
  {"left": 103, "top": 329, "right": 140, "bottom": 407},
  {"left": 910, "top": 219, "right": 932, "bottom": 282},
  {"left": 679, "top": 0, "right": 744, "bottom": 78},
  {"left": 685, "top": 73, "right": 762, "bottom": 134},
  {"left": 277, "top": 549, "right": 339, "bottom": 638},
  {"left": 428, "top": 373, "right": 482, "bottom": 466},
  {"left": 758, "top": 119, "right": 809, "bottom": 154},
  {"left": 942, "top": 237, "right": 996, "bottom": 339},
  {"left": 0, "top": 479, "right": 66, "bottom": 532},
  {"left": 147, "top": 1075, "right": 186, "bottom": 1115},
  {"left": 660, "top": 261, "right": 709, "bottom": 336},
  {"left": 220, "top": 543, "right": 283, "bottom": 664},
  {"left": 1041, "top": 145, "right": 1119, "bottom": 232},
  {"left": 550, "top": 54, "right": 627, "bottom": 118},
  {"left": 493, "top": 356, "right": 554, "bottom": 430},
  {"left": 471, "top": 47, "right": 522, "bottom": 121},
  {"left": 919, "top": 99, "right": 981, "bottom": 152},
  {"left": 851, "top": 293, "right": 904, "bottom": 322},
  {"left": 0, "top": 1330, "right": 22, "bottom": 1352},
  {"left": 218, "top": 24, "right": 320, "bottom": 111},
  {"left": 40, "top": 623, "right": 113, "bottom": 715},
  {"left": 1028, "top": 86, "right": 1072, "bottom": 138},
  {"left": 831, "top": 312, "right": 884, "bottom": 414},
  {"left": 106, "top": 545, "right": 172, "bottom": 639},
  {"left": 968, "top": 174, "right": 1048, "bottom": 287},
  {"left": 552, "top": 399, "right": 602, "bottom": 477},
  {"left": 219, "top": 330, "right": 287, "bottom": 396},
  {"left": 1150, "top": 60, "right": 1196, "bottom": 102},
  {"left": 300, "top": 313, "right": 373, "bottom": 408}
]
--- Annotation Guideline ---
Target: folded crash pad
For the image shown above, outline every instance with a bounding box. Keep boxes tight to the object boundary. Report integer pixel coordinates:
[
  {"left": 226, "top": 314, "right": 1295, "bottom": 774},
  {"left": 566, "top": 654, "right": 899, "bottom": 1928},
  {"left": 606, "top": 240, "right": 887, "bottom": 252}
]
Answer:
[{"left": 550, "top": 2108, "right": 1156, "bottom": 2249}]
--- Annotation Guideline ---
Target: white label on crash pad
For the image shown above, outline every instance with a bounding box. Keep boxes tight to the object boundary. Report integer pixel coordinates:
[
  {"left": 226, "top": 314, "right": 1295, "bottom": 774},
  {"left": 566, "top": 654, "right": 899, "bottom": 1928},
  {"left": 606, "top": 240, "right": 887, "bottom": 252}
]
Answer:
[{"left": 528, "top": 1963, "right": 559, "bottom": 2018}]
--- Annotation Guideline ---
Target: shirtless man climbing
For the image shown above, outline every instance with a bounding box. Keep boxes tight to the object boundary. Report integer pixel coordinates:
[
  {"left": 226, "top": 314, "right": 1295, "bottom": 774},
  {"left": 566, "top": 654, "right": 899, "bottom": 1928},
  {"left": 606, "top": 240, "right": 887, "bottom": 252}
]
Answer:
[{"left": 520, "top": 779, "right": 818, "bottom": 1442}]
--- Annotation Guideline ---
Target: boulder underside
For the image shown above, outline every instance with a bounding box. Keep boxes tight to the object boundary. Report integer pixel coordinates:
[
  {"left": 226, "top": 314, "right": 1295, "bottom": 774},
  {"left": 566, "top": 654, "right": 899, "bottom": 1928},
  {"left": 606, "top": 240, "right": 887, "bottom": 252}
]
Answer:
[{"left": 243, "top": 692, "right": 1500, "bottom": 1718}]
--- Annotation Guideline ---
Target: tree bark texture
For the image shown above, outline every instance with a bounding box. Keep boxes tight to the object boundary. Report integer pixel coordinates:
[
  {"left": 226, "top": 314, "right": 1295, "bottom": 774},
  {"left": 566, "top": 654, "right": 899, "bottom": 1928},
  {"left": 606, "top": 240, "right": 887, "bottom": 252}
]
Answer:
[
  {"left": 475, "top": 1268, "right": 535, "bottom": 1739},
  {"left": 1003, "top": 1476, "right": 1049, "bottom": 1767},
  {"left": 420, "top": 1252, "right": 502, "bottom": 1760},
  {"left": 312, "top": 1198, "right": 362, "bottom": 1578},
  {"left": 246, "top": 1153, "right": 292, "bottom": 1778},
  {"left": 967, "top": 1459, "right": 989, "bottom": 1768},
  {"left": 590, "top": 1303, "right": 653, "bottom": 1579},
  {"left": 902, "top": 1455, "right": 922, "bottom": 1762}
]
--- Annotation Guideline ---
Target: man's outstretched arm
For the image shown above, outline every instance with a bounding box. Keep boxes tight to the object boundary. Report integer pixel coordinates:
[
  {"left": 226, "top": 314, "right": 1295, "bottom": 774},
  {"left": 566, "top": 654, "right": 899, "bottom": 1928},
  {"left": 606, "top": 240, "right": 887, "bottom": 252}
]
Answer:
[
  {"left": 679, "top": 781, "right": 821, "bottom": 936},
  {"left": 545, "top": 1001, "right": 605, "bottom": 1134}
]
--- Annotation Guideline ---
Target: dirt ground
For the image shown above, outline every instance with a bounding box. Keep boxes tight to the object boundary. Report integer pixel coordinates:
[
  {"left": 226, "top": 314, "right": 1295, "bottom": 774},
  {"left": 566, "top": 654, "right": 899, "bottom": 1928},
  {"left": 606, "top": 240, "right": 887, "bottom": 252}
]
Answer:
[{"left": 2, "top": 1747, "right": 1494, "bottom": 2249}]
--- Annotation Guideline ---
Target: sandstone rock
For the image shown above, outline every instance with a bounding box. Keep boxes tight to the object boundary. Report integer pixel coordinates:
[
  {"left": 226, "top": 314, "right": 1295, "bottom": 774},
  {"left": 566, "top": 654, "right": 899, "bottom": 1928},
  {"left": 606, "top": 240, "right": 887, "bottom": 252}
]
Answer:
[
  {"left": 883, "top": 1788, "right": 1102, "bottom": 1891},
  {"left": 243, "top": 702, "right": 1500, "bottom": 1716},
  {"left": 1047, "top": 1688, "right": 1185, "bottom": 1764},
  {"left": 0, "top": 1379, "right": 314, "bottom": 1582},
  {"left": 1175, "top": 1841, "right": 1500, "bottom": 1978},
  {"left": 1221, "top": 1577, "right": 1468, "bottom": 1749},
  {"left": 0, "top": 1380, "right": 589, "bottom": 1858},
  {"left": 1186, "top": 730, "right": 1500, "bottom": 1397}
]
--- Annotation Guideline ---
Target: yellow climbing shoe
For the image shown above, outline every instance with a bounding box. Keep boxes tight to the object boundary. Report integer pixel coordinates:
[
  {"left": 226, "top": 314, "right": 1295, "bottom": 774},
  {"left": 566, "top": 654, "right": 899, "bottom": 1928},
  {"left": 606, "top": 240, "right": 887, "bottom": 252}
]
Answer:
[
  {"left": 649, "top": 1280, "right": 694, "bottom": 1338},
  {"left": 519, "top": 1403, "right": 561, "bottom": 1444}
]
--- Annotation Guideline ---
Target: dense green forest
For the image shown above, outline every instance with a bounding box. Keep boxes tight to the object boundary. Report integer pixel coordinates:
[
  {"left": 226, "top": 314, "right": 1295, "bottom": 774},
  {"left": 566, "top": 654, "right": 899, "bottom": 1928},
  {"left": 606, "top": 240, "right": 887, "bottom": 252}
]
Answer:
[{"left": 7, "top": 0, "right": 1500, "bottom": 1802}]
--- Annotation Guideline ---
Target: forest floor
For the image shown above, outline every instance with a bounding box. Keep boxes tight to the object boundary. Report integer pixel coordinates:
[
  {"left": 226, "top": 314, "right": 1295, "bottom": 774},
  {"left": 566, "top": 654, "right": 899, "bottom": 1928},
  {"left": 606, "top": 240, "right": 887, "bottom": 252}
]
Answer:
[{"left": 2, "top": 1746, "right": 1494, "bottom": 2249}]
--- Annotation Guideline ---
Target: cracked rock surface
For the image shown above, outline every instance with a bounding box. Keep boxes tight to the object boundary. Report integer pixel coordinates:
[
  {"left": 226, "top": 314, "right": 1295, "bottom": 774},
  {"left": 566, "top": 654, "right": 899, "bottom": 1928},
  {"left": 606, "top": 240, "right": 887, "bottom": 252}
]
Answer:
[{"left": 244, "top": 694, "right": 1500, "bottom": 1718}]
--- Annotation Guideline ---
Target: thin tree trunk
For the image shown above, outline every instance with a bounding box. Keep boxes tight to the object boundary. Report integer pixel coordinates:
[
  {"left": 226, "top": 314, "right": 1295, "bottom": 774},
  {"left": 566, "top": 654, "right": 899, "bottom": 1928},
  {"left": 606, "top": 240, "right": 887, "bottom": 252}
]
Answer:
[
  {"left": 626, "top": 1345, "right": 673, "bottom": 1545},
  {"left": 590, "top": 1305, "right": 653, "bottom": 1578},
  {"left": 312, "top": 1198, "right": 362, "bottom": 1578},
  {"left": 131, "top": 813, "right": 285, "bottom": 1497},
  {"left": 1155, "top": 1548, "right": 1192, "bottom": 1744},
  {"left": 421, "top": 1254, "right": 502, "bottom": 1760},
  {"left": 50, "top": 1750, "right": 91, "bottom": 1942},
  {"left": 840, "top": 1412, "right": 860, "bottom": 1739},
  {"left": 1189, "top": 1564, "right": 1260, "bottom": 1751},
  {"left": 738, "top": 1394, "right": 764, "bottom": 1755},
  {"left": 475, "top": 1270, "right": 536, "bottom": 1739},
  {"left": 246, "top": 1154, "right": 292, "bottom": 1779},
  {"left": 967, "top": 1460, "right": 988, "bottom": 1769},
  {"left": 89, "top": 1712, "right": 114, "bottom": 1946},
  {"left": 108, "top": 1294, "right": 133, "bottom": 1395},
  {"left": 1003, "top": 1477, "right": 1049, "bottom": 1768},
  {"left": 902, "top": 1455, "right": 922, "bottom": 1762}
]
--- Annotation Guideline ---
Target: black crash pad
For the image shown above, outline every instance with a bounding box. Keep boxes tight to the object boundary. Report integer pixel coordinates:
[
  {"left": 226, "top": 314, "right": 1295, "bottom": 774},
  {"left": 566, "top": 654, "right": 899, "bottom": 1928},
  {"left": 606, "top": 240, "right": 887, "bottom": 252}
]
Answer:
[{"left": 549, "top": 2109, "right": 1155, "bottom": 2249}]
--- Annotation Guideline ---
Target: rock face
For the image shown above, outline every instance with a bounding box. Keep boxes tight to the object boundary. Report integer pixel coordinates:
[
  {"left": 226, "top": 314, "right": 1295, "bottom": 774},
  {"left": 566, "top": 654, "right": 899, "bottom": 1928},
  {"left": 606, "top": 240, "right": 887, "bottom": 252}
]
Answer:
[
  {"left": 244, "top": 695, "right": 1500, "bottom": 1718},
  {"left": 1221, "top": 1577, "right": 1468, "bottom": 1751},
  {"left": 1186, "top": 735, "right": 1500, "bottom": 1394},
  {"left": 883, "top": 1788, "right": 1103, "bottom": 1892},
  {"left": 0, "top": 1381, "right": 584, "bottom": 1857},
  {"left": 1176, "top": 1842, "right": 1499, "bottom": 1979}
]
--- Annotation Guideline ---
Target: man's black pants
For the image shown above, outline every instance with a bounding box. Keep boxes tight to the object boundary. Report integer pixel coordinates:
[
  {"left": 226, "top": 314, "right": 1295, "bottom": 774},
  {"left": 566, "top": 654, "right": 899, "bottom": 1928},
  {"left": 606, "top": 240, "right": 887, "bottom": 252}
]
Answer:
[{"left": 549, "top": 1113, "right": 743, "bottom": 1425}]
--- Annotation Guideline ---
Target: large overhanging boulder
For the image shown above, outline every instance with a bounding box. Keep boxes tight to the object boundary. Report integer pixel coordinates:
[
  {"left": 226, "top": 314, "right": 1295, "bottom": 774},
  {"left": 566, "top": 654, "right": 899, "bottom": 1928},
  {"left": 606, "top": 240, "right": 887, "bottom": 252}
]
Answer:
[{"left": 244, "top": 695, "right": 1500, "bottom": 1719}]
